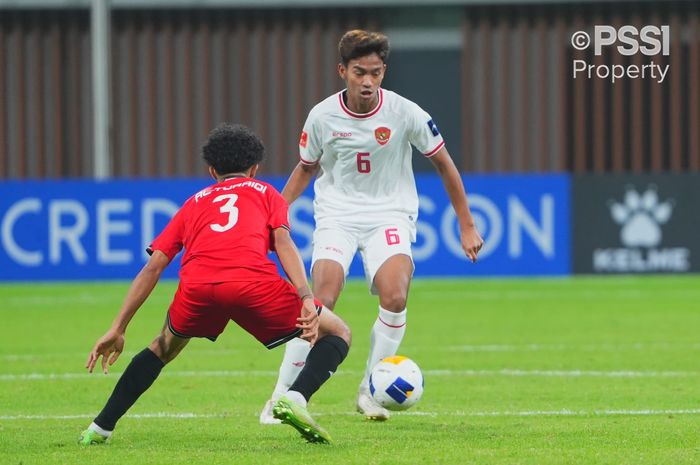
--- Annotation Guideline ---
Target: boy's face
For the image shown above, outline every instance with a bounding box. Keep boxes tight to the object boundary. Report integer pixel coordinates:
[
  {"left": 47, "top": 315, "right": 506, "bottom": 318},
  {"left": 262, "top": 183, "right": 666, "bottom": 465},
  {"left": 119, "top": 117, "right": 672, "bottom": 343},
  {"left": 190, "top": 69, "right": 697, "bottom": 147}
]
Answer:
[{"left": 338, "top": 53, "right": 386, "bottom": 105}]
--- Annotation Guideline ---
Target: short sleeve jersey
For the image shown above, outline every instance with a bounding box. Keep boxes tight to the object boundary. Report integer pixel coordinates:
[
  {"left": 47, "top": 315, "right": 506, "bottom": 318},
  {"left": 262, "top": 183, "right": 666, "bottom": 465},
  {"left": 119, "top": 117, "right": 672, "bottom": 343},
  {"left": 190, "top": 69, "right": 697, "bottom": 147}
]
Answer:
[
  {"left": 149, "top": 177, "right": 290, "bottom": 283},
  {"left": 298, "top": 88, "right": 445, "bottom": 223}
]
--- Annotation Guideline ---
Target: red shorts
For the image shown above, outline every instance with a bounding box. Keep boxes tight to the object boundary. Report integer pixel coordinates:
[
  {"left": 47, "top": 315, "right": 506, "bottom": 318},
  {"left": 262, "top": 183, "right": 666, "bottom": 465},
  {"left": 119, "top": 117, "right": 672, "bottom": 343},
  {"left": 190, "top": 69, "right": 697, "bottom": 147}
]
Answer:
[{"left": 166, "top": 278, "right": 308, "bottom": 349}]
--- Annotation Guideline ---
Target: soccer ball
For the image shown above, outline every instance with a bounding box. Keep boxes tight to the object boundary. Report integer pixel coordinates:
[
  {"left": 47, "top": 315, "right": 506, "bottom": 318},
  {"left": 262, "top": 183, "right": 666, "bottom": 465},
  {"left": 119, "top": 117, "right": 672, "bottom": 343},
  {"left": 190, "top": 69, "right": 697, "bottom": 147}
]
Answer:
[{"left": 369, "top": 355, "right": 424, "bottom": 411}]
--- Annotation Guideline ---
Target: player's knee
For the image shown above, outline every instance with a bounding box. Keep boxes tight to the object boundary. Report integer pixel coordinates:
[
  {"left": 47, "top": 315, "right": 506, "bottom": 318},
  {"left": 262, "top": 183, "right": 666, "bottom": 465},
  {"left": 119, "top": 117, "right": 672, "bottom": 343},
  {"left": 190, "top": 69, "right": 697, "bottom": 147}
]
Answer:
[
  {"left": 336, "top": 320, "right": 351, "bottom": 346},
  {"left": 379, "top": 292, "right": 407, "bottom": 312},
  {"left": 316, "top": 293, "right": 338, "bottom": 311},
  {"left": 322, "top": 312, "right": 351, "bottom": 346}
]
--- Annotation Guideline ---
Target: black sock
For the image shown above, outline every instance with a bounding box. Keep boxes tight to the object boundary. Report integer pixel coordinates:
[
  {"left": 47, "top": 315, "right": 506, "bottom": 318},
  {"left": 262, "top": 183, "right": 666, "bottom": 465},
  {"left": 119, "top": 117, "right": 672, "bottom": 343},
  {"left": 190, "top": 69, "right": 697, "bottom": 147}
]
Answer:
[
  {"left": 94, "top": 348, "right": 165, "bottom": 431},
  {"left": 288, "top": 335, "right": 349, "bottom": 401}
]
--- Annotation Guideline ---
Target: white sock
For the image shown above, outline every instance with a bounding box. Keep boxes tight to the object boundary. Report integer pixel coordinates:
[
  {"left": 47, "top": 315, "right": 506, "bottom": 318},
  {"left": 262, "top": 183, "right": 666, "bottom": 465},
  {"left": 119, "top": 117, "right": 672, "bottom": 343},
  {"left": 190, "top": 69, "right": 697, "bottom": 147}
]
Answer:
[
  {"left": 89, "top": 421, "right": 112, "bottom": 438},
  {"left": 285, "top": 390, "right": 308, "bottom": 408},
  {"left": 271, "top": 338, "right": 311, "bottom": 401},
  {"left": 360, "top": 306, "right": 407, "bottom": 390}
]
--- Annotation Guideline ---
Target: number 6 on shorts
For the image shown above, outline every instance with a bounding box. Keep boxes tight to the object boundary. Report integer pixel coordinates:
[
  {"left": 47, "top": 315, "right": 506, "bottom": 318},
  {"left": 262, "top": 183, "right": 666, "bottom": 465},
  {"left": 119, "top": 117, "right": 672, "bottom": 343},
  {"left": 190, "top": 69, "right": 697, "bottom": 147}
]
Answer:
[{"left": 385, "top": 228, "right": 400, "bottom": 245}]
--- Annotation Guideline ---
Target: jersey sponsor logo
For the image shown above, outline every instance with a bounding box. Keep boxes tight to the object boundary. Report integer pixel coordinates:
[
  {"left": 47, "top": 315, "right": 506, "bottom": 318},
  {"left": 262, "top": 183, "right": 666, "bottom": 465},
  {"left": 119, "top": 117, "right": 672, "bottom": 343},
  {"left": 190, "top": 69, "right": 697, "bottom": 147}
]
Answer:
[
  {"left": 324, "top": 246, "right": 344, "bottom": 255},
  {"left": 299, "top": 131, "right": 308, "bottom": 148},
  {"left": 374, "top": 126, "right": 391, "bottom": 145},
  {"left": 332, "top": 131, "right": 352, "bottom": 138},
  {"left": 427, "top": 119, "right": 440, "bottom": 136}
]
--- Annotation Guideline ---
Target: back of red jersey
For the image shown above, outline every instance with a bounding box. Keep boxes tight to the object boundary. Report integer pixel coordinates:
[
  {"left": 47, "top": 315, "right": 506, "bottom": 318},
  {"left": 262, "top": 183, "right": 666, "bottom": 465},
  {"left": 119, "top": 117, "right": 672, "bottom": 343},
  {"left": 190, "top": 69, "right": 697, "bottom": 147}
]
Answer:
[{"left": 149, "top": 177, "right": 290, "bottom": 283}]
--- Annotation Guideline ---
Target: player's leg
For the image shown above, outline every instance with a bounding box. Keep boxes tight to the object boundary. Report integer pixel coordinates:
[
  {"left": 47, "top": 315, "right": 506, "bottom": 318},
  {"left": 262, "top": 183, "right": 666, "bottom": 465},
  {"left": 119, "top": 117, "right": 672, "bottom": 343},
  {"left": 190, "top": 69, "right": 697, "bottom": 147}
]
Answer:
[
  {"left": 273, "top": 308, "right": 350, "bottom": 443},
  {"left": 310, "top": 258, "right": 347, "bottom": 310},
  {"left": 80, "top": 282, "right": 225, "bottom": 445},
  {"left": 363, "top": 253, "right": 412, "bottom": 385},
  {"left": 274, "top": 302, "right": 351, "bottom": 443},
  {"left": 260, "top": 224, "right": 355, "bottom": 424},
  {"left": 356, "top": 224, "right": 414, "bottom": 420},
  {"left": 285, "top": 303, "right": 351, "bottom": 401},
  {"left": 79, "top": 325, "right": 190, "bottom": 445},
  {"left": 268, "top": 260, "right": 345, "bottom": 397},
  {"left": 222, "top": 279, "right": 351, "bottom": 443},
  {"left": 260, "top": 259, "right": 345, "bottom": 424},
  {"left": 261, "top": 339, "right": 310, "bottom": 423}
]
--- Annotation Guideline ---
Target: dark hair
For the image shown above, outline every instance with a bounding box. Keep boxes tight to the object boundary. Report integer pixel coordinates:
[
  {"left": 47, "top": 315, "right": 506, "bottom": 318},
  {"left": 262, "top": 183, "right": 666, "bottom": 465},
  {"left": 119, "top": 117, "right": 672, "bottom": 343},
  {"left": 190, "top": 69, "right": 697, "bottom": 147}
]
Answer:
[
  {"left": 338, "top": 30, "right": 390, "bottom": 66},
  {"left": 201, "top": 123, "right": 265, "bottom": 174}
]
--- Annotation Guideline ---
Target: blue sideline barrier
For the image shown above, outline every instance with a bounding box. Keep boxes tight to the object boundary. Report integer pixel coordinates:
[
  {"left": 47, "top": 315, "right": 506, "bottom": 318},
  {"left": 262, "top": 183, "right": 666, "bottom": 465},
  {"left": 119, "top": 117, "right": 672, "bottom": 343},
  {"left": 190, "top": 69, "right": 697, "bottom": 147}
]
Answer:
[{"left": 0, "top": 174, "right": 570, "bottom": 281}]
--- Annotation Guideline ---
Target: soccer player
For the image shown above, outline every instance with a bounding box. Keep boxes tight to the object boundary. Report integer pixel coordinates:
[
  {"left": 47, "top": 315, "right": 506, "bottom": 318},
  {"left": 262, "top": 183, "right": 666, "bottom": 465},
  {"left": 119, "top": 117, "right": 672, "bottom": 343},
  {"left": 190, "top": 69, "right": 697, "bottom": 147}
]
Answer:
[
  {"left": 79, "top": 123, "right": 351, "bottom": 445},
  {"left": 260, "top": 30, "right": 483, "bottom": 423}
]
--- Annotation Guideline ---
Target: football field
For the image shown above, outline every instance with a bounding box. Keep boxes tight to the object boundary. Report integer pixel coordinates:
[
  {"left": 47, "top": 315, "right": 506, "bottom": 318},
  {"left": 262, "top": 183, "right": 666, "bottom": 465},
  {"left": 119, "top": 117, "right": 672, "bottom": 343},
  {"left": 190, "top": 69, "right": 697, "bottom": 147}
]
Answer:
[{"left": 1, "top": 276, "right": 699, "bottom": 465}]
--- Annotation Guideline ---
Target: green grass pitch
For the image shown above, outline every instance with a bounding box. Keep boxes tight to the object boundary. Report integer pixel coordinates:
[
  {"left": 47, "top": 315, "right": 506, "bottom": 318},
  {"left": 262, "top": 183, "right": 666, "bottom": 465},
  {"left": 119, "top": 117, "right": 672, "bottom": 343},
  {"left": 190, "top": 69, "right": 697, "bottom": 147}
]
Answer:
[{"left": 1, "top": 276, "right": 699, "bottom": 464}]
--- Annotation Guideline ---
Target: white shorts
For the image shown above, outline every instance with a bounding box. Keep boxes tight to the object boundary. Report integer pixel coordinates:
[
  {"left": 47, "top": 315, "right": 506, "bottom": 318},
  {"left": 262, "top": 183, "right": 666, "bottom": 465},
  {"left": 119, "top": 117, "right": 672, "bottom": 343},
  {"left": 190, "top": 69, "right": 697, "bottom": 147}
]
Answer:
[{"left": 311, "top": 219, "right": 415, "bottom": 294}]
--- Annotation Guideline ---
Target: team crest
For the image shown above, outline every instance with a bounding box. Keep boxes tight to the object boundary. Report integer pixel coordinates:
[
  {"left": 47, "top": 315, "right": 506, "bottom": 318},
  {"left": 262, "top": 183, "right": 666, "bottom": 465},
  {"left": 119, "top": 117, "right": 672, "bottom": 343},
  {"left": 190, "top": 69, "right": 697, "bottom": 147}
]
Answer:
[{"left": 374, "top": 127, "right": 391, "bottom": 146}]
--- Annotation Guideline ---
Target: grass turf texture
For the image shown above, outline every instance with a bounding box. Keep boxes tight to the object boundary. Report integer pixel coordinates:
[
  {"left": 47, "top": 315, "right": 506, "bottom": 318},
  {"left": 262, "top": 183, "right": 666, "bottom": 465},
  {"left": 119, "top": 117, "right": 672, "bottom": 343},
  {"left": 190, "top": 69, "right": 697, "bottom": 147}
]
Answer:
[{"left": 1, "top": 276, "right": 699, "bottom": 465}]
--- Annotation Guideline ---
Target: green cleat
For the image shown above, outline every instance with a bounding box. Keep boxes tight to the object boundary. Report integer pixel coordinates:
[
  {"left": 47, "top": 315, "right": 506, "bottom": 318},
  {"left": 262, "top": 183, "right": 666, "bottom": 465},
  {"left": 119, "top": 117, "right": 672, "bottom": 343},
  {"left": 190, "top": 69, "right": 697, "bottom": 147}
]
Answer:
[
  {"left": 78, "top": 428, "right": 109, "bottom": 446},
  {"left": 272, "top": 396, "right": 332, "bottom": 444}
]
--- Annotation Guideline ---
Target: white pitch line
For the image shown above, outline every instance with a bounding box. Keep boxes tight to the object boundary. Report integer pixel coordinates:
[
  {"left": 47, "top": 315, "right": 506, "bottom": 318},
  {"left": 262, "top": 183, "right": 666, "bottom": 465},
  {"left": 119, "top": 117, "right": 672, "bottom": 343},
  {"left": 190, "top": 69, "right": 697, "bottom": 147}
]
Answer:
[
  {"left": 427, "top": 369, "right": 699, "bottom": 378},
  {"left": 6, "top": 342, "right": 700, "bottom": 362},
  {"left": 452, "top": 408, "right": 700, "bottom": 417},
  {"left": 2, "top": 408, "right": 700, "bottom": 421},
  {"left": 412, "top": 289, "right": 700, "bottom": 301},
  {"left": 0, "top": 370, "right": 278, "bottom": 381},
  {"left": 1, "top": 368, "right": 698, "bottom": 381},
  {"left": 0, "top": 412, "right": 221, "bottom": 421},
  {"left": 447, "top": 343, "right": 700, "bottom": 352}
]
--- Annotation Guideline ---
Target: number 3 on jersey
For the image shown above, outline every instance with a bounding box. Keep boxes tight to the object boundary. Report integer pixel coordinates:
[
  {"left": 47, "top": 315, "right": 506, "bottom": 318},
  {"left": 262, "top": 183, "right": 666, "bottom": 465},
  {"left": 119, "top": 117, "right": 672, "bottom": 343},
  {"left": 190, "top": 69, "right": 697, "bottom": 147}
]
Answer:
[
  {"left": 356, "top": 152, "right": 371, "bottom": 173},
  {"left": 210, "top": 194, "right": 239, "bottom": 232}
]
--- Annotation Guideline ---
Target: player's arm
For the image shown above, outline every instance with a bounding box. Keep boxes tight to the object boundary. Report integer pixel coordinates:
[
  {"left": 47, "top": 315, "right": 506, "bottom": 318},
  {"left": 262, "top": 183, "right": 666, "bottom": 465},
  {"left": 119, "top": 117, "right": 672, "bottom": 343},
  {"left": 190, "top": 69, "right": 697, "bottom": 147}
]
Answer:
[
  {"left": 281, "top": 162, "right": 319, "bottom": 204},
  {"left": 85, "top": 251, "right": 170, "bottom": 373},
  {"left": 429, "top": 147, "right": 484, "bottom": 263},
  {"left": 272, "top": 226, "right": 319, "bottom": 345}
]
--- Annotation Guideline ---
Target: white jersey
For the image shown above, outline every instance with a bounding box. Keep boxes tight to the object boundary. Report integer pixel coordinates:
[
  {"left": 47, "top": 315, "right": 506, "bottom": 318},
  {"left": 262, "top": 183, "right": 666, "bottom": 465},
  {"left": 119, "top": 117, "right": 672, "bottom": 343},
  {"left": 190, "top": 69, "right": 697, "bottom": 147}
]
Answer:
[{"left": 298, "top": 88, "right": 445, "bottom": 226}]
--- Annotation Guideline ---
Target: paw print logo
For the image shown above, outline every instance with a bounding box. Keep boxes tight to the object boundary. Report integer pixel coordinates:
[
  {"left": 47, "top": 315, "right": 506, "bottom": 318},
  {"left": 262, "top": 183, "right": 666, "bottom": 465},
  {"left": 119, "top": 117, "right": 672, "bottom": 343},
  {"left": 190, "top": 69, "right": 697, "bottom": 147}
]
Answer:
[{"left": 609, "top": 187, "right": 673, "bottom": 247}]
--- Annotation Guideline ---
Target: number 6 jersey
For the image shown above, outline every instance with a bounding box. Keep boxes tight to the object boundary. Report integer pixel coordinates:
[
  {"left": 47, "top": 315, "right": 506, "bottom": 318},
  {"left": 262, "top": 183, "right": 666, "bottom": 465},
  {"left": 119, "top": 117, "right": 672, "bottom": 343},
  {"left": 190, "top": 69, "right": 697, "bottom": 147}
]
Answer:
[
  {"left": 299, "top": 88, "right": 445, "bottom": 224},
  {"left": 148, "top": 177, "right": 290, "bottom": 283}
]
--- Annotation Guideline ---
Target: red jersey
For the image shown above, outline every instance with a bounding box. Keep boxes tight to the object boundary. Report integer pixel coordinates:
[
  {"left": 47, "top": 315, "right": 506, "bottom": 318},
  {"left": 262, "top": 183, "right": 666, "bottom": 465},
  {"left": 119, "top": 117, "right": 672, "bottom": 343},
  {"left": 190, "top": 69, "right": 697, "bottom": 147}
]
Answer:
[{"left": 149, "top": 176, "right": 290, "bottom": 283}]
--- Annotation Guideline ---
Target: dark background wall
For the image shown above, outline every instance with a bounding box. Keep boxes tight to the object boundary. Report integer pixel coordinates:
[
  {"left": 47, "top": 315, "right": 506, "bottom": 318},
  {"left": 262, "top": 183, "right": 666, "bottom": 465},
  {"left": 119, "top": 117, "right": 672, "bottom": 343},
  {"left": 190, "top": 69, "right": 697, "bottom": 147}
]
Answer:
[{"left": 1, "top": 2, "right": 698, "bottom": 178}]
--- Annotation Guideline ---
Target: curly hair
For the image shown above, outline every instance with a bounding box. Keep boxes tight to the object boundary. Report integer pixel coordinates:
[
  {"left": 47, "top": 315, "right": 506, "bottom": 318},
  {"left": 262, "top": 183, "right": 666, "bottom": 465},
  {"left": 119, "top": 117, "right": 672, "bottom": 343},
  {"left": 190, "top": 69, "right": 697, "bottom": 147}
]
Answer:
[
  {"left": 201, "top": 123, "right": 265, "bottom": 174},
  {"left": 338, "top": 30, "right": 390, "bottom": 66}
]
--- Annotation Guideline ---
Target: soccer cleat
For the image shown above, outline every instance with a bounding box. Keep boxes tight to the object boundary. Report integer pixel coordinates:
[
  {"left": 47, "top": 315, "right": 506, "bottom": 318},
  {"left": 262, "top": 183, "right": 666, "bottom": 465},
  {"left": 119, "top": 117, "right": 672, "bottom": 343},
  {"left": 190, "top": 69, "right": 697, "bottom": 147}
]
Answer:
[
  {"left": 356, "top": 388, "right": 390, "bottom": 421},
  {"left": 272, "top": 396, "right": 332, "bottom": 444},
  {"left": 78, "top": 428, "right": 109, "bottom": 446},
  {"left": 259, "top": 399, "right": 282, "bottom": 425}
]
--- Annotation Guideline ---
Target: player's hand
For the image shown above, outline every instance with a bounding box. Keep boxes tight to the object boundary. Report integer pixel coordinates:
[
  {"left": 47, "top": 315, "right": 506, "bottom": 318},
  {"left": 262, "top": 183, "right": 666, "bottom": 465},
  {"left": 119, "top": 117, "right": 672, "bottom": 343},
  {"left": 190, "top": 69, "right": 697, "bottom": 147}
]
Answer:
[
  {"left": 297, "top": 298, "right": 320, "bottom": 347},
  {"left": 85, "top": 328, "right": 125, "bottom": 374},
  {"left": 461, "top": 224, "right": 484, "bottom": 263}
]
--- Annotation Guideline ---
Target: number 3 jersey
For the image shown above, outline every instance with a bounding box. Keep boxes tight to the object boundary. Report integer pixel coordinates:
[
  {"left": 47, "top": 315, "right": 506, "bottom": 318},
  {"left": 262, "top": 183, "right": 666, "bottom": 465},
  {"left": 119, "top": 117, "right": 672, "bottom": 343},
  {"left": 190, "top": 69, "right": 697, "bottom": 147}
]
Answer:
[
  {"left": 299, "top": 88, "right": 445, "bottom": 225},
  {"left": 148, "top": 177, "right": 290, "bottom": 284}
]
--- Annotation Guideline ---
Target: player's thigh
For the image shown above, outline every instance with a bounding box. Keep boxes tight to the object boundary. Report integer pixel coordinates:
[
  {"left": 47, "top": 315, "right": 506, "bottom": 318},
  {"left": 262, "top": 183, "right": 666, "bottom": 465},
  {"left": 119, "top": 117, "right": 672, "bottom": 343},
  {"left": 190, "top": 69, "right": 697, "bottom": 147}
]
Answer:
[
  {"left": 212, "top": 279, "right": 305, "bottom": 350},
  {"left": 311, "top": 224, "right": 358, "bottom": 309},
  {"left": 360, "top": 224, "right": 415, "bottom": 302},
  {"left": 311, "top": 259, "right": 346, "bottom": 310},
  {"left": 373, "top": 254, "right": 414, "bottom": 311}
]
